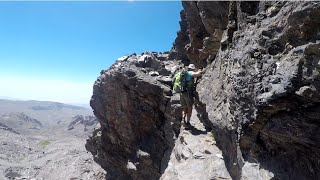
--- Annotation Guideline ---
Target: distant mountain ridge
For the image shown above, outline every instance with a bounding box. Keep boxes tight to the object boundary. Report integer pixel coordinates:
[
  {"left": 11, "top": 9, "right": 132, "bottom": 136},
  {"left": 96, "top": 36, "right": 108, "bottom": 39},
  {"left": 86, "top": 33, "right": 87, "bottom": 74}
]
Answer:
[
  {"left": 0, "top": 122, "right": 19, "bottom": 134},
  {"left": 0, "top": 98, "right": 94, "bottom": 129},
  {"left": 68, "top": 115, "right": 98, "bottom": 131},
  {"left": 0, "top": 99, "right": 88, "bottom": 110},
  {"left": 0, "top": 96, "right": 23, "bottom": 101},
  {"left": 0, "top": 112, "right": 43, "bottom": 134}
]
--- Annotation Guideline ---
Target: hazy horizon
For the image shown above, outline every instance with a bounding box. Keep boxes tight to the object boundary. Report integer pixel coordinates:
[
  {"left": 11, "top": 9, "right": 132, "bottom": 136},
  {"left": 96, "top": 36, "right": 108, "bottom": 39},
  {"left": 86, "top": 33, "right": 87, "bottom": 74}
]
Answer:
[
  {"left": 0, "top": 1, "right": 183, "bottom": 104},
  {"left": 0, "top": 96, "right": 91, "bottom": 108}
]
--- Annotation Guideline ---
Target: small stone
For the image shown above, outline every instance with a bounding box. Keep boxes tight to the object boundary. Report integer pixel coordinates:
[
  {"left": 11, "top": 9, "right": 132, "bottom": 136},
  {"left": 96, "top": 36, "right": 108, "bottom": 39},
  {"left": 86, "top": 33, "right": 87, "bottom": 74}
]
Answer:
[
  {"left": 126, "top": 161, "right": 137, "bottom": 171},
  {"left": 216, "top": 154, "right": 223, "bottom": 159},
  {"left": 181, "top": 149, "right": 192, "bottom": 160},
  {"left": 266, "top": 6, "right": 280, "bottom": 17},
  {"left": 137, "top": 149, "right": 150, "bottom": 157},
  {"left": 117, "top": 56, "right": 128, "bottom": 62},
  {"left": 193, "top": 152, "right": 205, "bottom": 159},
  {"left": 149, "top": 71, "right": 159, "bottom": 76}
]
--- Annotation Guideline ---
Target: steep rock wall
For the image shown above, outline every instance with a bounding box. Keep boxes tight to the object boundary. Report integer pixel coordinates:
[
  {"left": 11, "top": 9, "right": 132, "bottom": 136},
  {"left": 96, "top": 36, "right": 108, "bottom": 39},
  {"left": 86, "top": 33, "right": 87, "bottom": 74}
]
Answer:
[
  {"left": 190, "top": 1, "right": 320, "bottom": 180},
  {"left": 170, "top": 1, "right": 229, "bottom": 68}
]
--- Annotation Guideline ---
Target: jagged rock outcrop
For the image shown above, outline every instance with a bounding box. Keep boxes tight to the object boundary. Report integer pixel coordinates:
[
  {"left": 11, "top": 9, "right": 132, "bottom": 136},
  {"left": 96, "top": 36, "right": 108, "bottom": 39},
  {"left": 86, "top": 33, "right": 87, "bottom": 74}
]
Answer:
[
  {"left": 170, "top": 10, "right": 189, "bottom": 63},
  {"left": 68, "top": 115, "right": 98, "bottom": 131},
  {"left": 170, "top": 1, "right": 229, "bottom": 68},
  {"left": 86, "top": 52, "right": 184, "bottom": 179},
  {"left": 87, "top": 1, "right": 320, "bottom": 180}
]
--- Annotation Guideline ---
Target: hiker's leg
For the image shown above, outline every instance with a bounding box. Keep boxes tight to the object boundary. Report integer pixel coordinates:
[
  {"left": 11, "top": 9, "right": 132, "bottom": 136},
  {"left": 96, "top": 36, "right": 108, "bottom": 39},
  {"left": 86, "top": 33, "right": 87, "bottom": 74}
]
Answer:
[
  {"left": 186, "top": 93, "right": 194, "bottom": 123},
  {"left": 186, "top": 106, "right": 192, "bottom": 123},
  {"left": 180, "top": 93, "right": 187, "bottom": 123}
]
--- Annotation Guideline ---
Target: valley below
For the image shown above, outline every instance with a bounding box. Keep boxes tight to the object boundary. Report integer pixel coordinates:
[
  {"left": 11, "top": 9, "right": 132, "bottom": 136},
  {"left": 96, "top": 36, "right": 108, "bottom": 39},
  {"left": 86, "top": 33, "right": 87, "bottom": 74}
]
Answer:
[{"left": 0, "top": 99, "right": 106, "bottom": 180}]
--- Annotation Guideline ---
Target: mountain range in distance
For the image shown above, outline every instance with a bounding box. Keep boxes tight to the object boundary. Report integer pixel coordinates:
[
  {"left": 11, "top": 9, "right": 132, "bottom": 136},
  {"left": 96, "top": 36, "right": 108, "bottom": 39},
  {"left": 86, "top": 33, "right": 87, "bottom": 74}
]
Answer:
[
  {"left": 0, "top": 96, "right": 91, "bottom": 108},
  {"left": 0, "top": 98, "right": 96, "bottom": 134}
]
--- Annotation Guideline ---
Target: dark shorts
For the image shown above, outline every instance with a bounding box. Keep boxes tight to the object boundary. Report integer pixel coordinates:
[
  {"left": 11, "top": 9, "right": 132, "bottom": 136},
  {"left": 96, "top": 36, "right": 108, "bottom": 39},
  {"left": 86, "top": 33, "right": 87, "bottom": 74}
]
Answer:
[{"left": 180, "top": 92, "right": 194, "bottom": 108}]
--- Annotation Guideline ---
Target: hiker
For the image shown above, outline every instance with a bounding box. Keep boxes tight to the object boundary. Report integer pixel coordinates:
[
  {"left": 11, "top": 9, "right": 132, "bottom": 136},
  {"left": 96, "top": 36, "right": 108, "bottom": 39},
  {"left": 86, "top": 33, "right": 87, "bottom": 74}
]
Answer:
[{"left": 173, "top": 64, "right": 203, "bottom": 125}]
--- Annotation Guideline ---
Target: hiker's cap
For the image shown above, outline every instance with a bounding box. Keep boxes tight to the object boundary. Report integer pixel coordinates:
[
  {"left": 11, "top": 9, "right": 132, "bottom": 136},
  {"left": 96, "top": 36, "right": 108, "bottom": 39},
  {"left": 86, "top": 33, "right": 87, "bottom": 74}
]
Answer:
[{"left": 188, "top": 64, "right": 196, "bottom": 70}]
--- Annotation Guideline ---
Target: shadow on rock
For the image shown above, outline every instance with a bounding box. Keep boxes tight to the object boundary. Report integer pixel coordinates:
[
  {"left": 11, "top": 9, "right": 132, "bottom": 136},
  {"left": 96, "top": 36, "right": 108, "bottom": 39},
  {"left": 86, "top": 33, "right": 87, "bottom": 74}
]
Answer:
[{"left": 184, "top": 124, "right": 208, "bottom": 136}]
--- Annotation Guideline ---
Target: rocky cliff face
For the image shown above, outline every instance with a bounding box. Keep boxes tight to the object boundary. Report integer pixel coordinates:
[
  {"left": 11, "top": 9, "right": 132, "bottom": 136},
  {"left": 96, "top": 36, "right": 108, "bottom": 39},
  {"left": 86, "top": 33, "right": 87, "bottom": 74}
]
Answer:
[
  {"left": 189, "top": 1, "right": 320, "bottom": 180},
  {"left": 87, "top": 1, "right": 320, "bottom": 180},
  {"left": 86, "top": 52, "right": 185, "bottom": 179}
]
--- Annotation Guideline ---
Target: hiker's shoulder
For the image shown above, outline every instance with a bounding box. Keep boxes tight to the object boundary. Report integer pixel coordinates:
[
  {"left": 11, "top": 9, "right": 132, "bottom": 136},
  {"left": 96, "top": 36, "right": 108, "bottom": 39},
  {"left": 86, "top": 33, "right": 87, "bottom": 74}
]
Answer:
[
  {"left": 190, "top": 69, "right": 203, "bottom": 77},
  {"left": 187, "top": 71, "right": 195, "bottom": 77}
]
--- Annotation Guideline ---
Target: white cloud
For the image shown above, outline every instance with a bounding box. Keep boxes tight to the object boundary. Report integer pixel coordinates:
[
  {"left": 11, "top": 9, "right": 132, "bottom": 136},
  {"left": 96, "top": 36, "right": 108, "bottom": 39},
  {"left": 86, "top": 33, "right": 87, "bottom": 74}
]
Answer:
[{"left": 0, "top": 76, "right": 93, "bottom": 104}]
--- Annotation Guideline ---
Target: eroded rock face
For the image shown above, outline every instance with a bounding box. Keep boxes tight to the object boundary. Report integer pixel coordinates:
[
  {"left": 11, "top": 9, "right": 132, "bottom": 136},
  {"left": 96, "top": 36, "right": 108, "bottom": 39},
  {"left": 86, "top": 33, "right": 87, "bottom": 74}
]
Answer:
[
  {"left": 170, "top": 10, "right": 189, "bottom": 64},
  {"left": 181, "top": 1, "right": 229, "bottom": 68},
  {"left": 86, "top": 52, "right": 184, "bottom": 179},
  {"left": 194, "top": 1, "right": 320, "bottom": 180}
]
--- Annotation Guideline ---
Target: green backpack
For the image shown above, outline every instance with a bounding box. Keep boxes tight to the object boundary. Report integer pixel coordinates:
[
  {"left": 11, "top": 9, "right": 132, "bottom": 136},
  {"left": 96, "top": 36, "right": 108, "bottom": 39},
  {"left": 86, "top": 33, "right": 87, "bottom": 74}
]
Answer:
[{"left": 173, "top": 69, "right": 193, "bottom": 93}]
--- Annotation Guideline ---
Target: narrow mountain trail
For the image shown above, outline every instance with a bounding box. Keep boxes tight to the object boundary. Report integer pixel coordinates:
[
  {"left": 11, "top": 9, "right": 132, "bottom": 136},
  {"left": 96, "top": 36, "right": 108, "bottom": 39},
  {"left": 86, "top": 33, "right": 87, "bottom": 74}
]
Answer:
[{"left": 161, "top": 108, "right": 231, "bottom": 180}]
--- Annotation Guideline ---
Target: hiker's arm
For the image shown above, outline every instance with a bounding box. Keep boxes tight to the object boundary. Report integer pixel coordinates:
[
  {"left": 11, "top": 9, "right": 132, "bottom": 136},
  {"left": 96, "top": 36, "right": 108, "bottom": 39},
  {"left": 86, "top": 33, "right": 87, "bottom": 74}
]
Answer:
[
  {"left": 191, "top": 69, "right": 203, "bottom": 78},
  {"left": 172, "top": 75, "right": 176, "bottom": 89}
]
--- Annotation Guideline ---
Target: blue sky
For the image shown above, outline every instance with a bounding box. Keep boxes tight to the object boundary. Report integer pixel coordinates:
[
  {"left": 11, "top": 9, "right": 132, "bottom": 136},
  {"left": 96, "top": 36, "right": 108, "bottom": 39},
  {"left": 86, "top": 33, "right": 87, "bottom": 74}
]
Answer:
[{"left": 0, "top": 1, "right": 183, "bottom": 104}]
